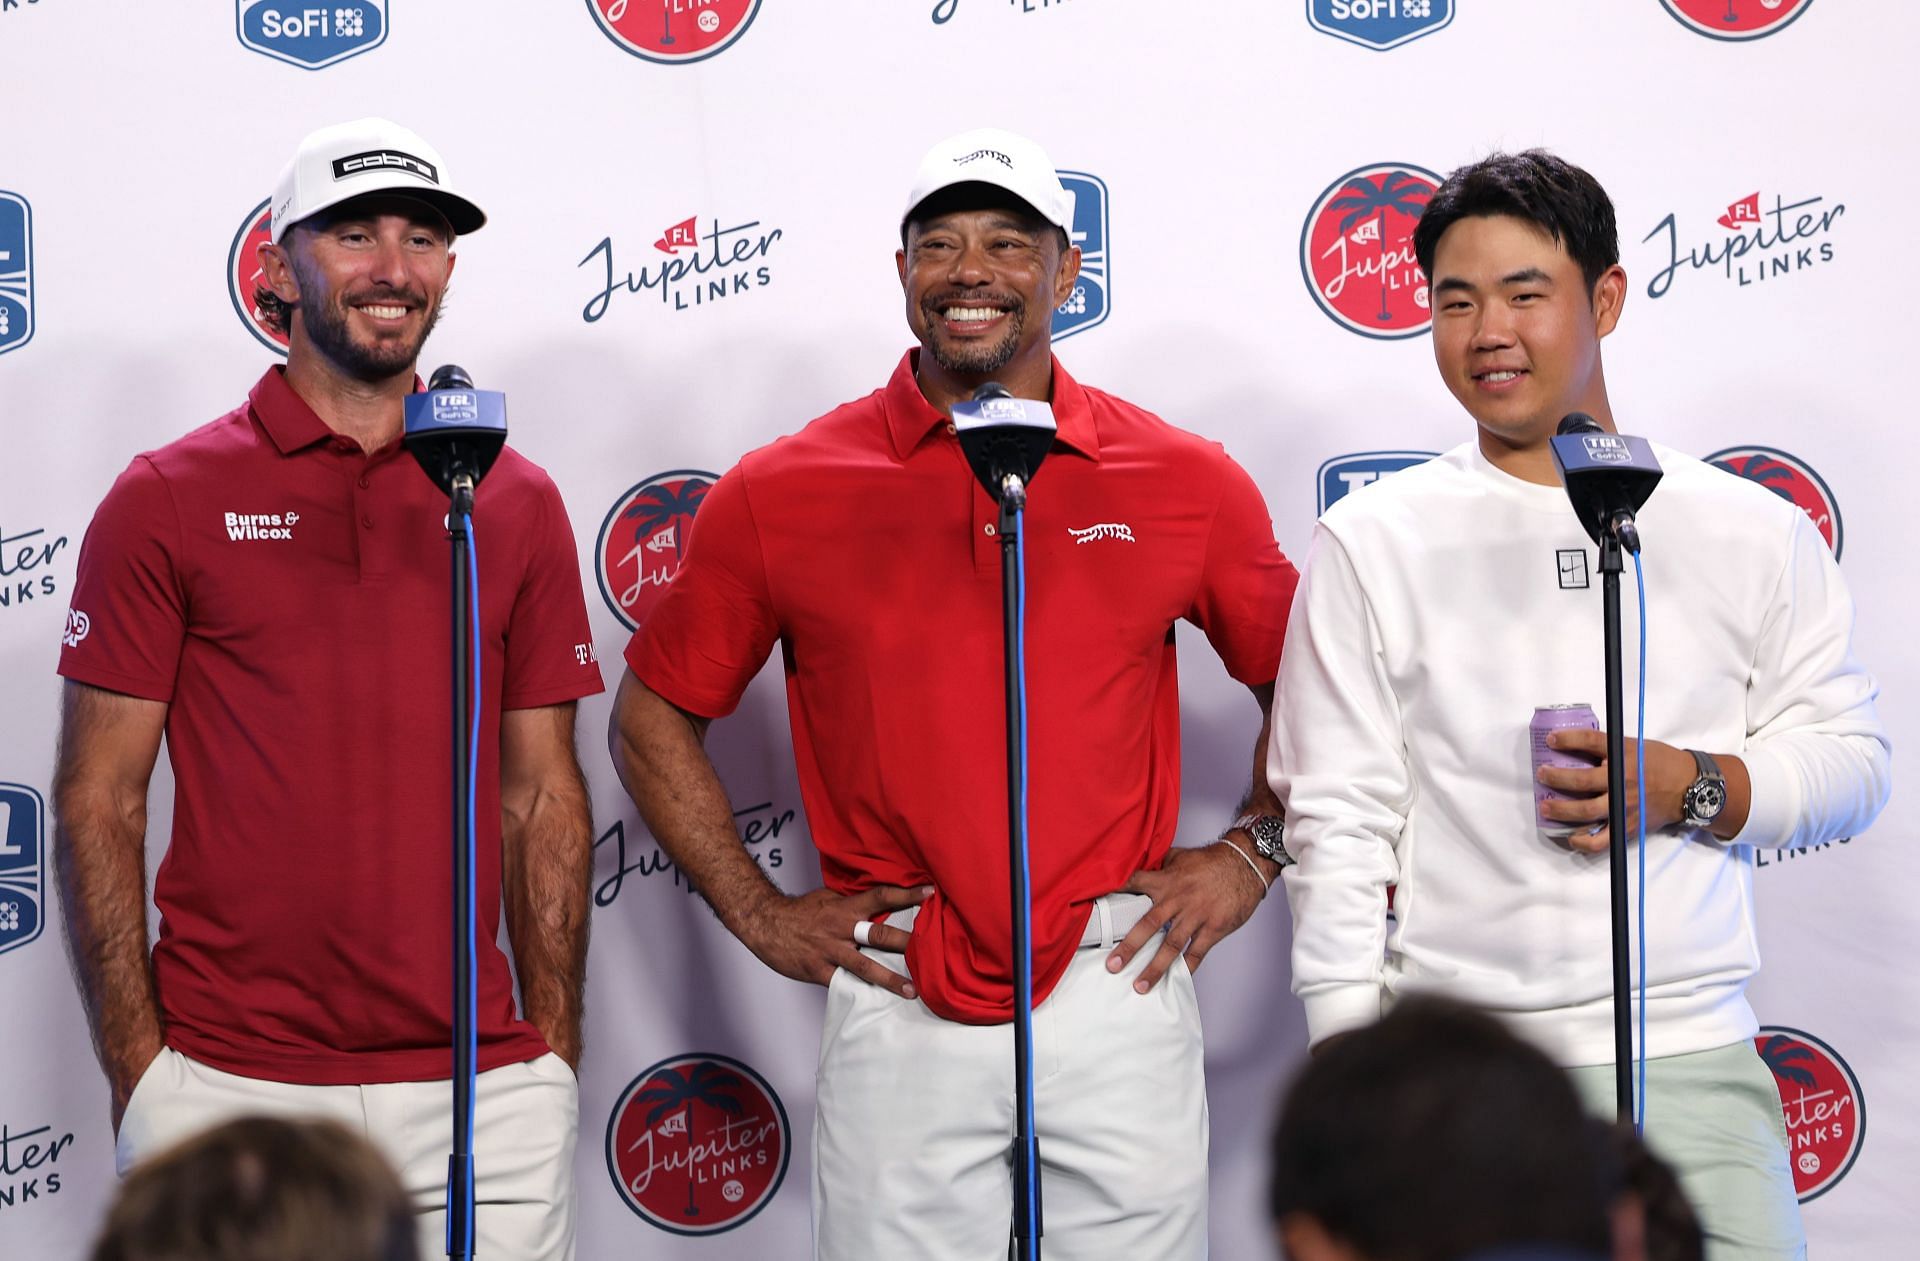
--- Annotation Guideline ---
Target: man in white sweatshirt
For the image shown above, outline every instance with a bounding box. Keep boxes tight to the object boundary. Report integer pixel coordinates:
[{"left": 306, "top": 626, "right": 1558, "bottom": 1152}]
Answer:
[{"left": 1270, "top": 150, "right": 1889, "bottom": 1261}]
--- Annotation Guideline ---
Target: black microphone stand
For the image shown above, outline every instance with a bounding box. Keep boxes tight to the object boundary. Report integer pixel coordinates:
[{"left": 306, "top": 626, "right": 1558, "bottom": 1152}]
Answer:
[
  {"left": 997, "top": 471, "right": 1042, "bottom": 1261},
  {"left": 1597, "top": 511, "right": 1636, "bottom": 1124},
  {"left": 446, "top": 471, "right": 478, "bottom": 1261}
]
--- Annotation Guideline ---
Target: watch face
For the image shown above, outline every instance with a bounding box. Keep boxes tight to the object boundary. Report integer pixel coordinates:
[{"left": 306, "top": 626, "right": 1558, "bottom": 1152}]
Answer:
[{"left": 1689, "top": 781, "right": 1726, "bottom": 821}]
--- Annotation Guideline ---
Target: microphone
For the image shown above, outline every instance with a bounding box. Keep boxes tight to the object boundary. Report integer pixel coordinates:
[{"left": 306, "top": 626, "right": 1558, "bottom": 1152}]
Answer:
[
  {"left": 404, "top": 365, "right": 508, "bottom": 515},
  {"left": 1549, "top": 412, "right": 1663, "bottom": 554},
  {"left": 951, "top": 382, "right": 1056, "bottom": 508}
]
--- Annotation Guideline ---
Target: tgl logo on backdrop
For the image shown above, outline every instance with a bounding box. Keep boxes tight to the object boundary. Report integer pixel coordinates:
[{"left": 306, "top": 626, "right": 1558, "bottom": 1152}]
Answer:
[
  {"left": 1307, "top": 0, "right": 1455, "bottom": 50},
  {"left": 1643, "top": 188, "right": 1844, "bottom": 301},
  {"left": 588, "top": 0, "right": 762, "bottom": 64},
  {"left": 596, "top": 471, "right": 719, "bottom": 632},
  {"left": 1706, "top": 446, "right": 1842, "bottom": 557},
  {"left": 1660, "top": 0, "right": 1814, "bottom": 41},
  {"left": 237, "top": 1, "right": 388, "bottom": 69},
  {"left": 0, "top": 191, "right": 33, "bottom": 357},
  {"left": 1756, "top": 1027, "right": 1864, "bottom": 1202},
  {"left": 1318, "top": 451, "right": 1436, "bottom": 513},
  {"left": 606, "top": 1054, "right": 790, "bottom": 1235},
  {"left": 1054, "top": 172, "right": 1110, "bottom": 341},
  {"left": 0, "top": 784, "right": 47, "bottom": 958},
  {"left": 229, "top": 199, "right": 290, "bottom": 355},
  {"left": 1301, "top": 164, "right": 1440, "bottom": 339}
]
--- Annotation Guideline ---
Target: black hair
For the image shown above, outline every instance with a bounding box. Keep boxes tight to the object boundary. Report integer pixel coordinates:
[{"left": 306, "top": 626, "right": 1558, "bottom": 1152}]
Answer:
[
  {"left": 1269, "top": 997, "right": 1619, "bottom": 1261},
  {"left": 1413, "top": 150, "right": 1619, "bottom": 292},
  {"left": 901, "top": 181, "right": 1069, "bottom": 253}
]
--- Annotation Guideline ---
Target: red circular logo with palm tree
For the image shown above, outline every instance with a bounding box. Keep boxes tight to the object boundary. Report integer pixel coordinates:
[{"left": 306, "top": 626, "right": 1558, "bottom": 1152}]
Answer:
[
  {"left": 606, "top": 1053, "right": 791, "bottom": 1234},
  {"left": 596, "top": 470, "right": 719, "bottom": 631},
  {"left": 228, "top": 198, "right": 289, "bottom": 356},
  {"left": 587, "top": 0, "right": 762, "bottom": 64},
  {"left": 1661, "top": 0, "right": 1814, "bottom": 41},
  {"left": 1706, "top": 446, "right": 1842, "bottom": 558},
  {"left": 1756, "top": 1026, "right": 1864, "bottom": 1202},
  {"left": 1300, "top": 163, "right": 1440, "bottom": 340}
]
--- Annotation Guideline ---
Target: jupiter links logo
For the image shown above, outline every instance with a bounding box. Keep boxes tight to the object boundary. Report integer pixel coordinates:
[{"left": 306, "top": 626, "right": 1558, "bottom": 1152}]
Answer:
[
  {"left": 1757, "top": 1027, "right": 1864, "bottom": 1201},
  {"left": 237, "top": 2, "right": 388, "bottom": 68},
  {"left": 1706, "top": 446, "right": 1841, "bottom": 556},
  {"left": 606, "top": 1054, "right": 790, "bottom": 1235},
  {"left": 0, "top": 783, "right": 47, "bottom": 958},
  {"left": 229, "top": 200, "right": 289, "bottom": 355},
  {"left": 580, "top": 215, "right": 782, "bottom": 323},
  {"left": 1643, "top": 188, "right": 1844, "bottom": 301},
  {"left": 1302, "top": 164, "right": 1441, "bottom": 339},
  {"left": 0, "top": 191, "right": 33, "bottom": 356},
  {"left": 1660, "top": 0, "right": 1814, "bottom": 41},
  {"left": 1308, "top": 0, "right": 1454, "bottom": 50},
  {"left": 589, "top": 0, "right": 762, "bottom": 64},
  {"left": 596, "top": 471, "right": 718, "bottom": 631}
]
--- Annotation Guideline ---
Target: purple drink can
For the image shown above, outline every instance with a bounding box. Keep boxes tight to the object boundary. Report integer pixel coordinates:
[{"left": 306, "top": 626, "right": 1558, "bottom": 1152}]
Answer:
[{"left": 1531, "top": 704, "right": 1600, "bottom": 835}]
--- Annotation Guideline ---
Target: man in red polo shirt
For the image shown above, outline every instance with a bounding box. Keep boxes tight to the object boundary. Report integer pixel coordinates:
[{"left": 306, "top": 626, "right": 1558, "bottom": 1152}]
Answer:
[
  {"left": 609, "top": 128, "right": 1298, "bottom": 1258},
  {"left": 54, "top": 118, "right": 602, "bottom": 1261}
]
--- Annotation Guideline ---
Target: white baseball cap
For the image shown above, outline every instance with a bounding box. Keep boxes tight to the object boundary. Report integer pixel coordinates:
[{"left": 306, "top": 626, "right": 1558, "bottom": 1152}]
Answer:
[
  {"left": 902, "top": 127, "right": 1074, "bottom": 233},
  {"left": 270, "top": 117, "right": 486, "bottom": 243}
]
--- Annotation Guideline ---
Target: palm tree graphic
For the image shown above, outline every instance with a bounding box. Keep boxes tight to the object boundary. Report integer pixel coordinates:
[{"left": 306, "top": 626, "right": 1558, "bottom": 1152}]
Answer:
[
  {"left": 620, "top": 477, "right": 712, "bottom": 594},
  {"left": 1329, "top": 171, "right": 1432, "bottom": 323},
  {"left": 1758, "top": 1034, "right": 1818, "bottom": 1090},
  {"left": 1711, "top": 455, "right": 1795, "bottom": 503},
  {"left": 637, "top": 1062, "right": 747, "bottom": 1217}
]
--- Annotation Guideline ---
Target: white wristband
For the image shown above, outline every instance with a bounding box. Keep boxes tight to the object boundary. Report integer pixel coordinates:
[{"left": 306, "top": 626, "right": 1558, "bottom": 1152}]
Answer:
[{"left": 1219, "top": 836, "right": 1272, "bottom": 893}]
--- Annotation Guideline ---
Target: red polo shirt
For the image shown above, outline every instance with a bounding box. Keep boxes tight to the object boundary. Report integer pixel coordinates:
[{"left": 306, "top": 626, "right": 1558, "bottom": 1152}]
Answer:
[
  {"left": 58, "top": 367, "right": 604, "bottom": 1085},
  {"left": 628, "top": 352, "right": 1295, "bottom": 1023}
]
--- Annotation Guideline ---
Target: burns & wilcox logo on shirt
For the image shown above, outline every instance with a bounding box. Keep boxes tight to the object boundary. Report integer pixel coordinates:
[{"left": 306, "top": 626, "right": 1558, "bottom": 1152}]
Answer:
[
  {"left": 596, "top": 471, "right": 718, "bottom": 631},
  {"left": 237, "top": 2, "right": 388, "bottom": 69},
  {"left": 1757, "top": 1026, "right": 1863, "bottom": 1201},
  {"left": 0, "top": 783, "right": 47, "bottom": 957},
  {"left": 1642, "top": 189, "right": 1844, "bottom": 301},
  {"left": 0, "top": 191, "right": 33, "bottom": 356},
  {"left": 588, "top": 0, "right": 762, "bottom": 64},
  {"left": 1706, "top": 446, "right": 1842, "bottom": 557},
  {"left": 1307, "top": 0, "right": 1454, "bottom": 50},
  {"left": 1317, "top": 451, "right": 1436, "bottom": 513},
  {"left": 229, "top": 199, "right": 290, "bottom": 356},
  {"left": 580, "top": 215, "right": 782, "bottom": 323},
  {"left": 1054, "top": 172, "right": 1110, "bottom": 341},
  {"left": 223, "top": 510, "right": 301, "bottom": 542},
  {"left": 1660, "top": 0, "right": 1814, "bottom": 41},
  {"left": 606, "top": 1053, "right": 791, "bottom": 1235},
  {"left": 1301, "top": 164, "right": 1440, "bottom": 340}
]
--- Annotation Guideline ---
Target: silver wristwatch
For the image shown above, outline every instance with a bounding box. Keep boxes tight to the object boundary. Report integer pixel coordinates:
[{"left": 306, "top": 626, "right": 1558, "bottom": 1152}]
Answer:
[
  {"left": 1225, "top": 813, "right": 1293, "bottom": 868},
  {"left": 1680, "top": 749, "right": 1727, "bottom": 830}
]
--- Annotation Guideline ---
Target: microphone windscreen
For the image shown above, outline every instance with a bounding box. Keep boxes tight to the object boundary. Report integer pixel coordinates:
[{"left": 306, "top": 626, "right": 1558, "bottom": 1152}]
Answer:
[
  {"left": 972, "top": 381, "right": 1013, "bottom": 402},
  {"left": 429, "top": 363, "right": 474, "bottom": 391},
  {"left": 1558, "top": 411, "right": 1602, "bottom": 436}
]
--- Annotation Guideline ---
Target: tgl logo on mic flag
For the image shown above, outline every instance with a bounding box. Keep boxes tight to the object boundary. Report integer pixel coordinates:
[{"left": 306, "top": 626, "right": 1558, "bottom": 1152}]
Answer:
[
  {"left": 0, "top": 192, "right": 35, "bottom": 357},
  {"left": 0, "top": 784, "right": 47, "bottom": 958}
]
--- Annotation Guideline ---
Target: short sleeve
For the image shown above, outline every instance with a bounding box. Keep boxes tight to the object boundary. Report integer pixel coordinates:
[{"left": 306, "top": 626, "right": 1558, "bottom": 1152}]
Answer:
[
  {"left": 57, "top": 457, "right": 188, "bottom": 702},
  {"left": 501, "top": 474, "right": 607, "bottom": 710},
  {"left": 624, "top": 465, "right": 779, "bottom": 720},
  {"left": 1186, "top": 451, "right": 1298, "bottom": 687}
]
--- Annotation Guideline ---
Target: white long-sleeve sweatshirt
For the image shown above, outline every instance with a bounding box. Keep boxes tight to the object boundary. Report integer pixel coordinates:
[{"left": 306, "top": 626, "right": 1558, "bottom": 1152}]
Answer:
[{"left": 1271, "top": 441, "right": 1890, "bottom": 1067}]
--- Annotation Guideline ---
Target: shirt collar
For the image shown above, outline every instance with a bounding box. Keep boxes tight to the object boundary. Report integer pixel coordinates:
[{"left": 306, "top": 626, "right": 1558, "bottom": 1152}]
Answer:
[
  {"left": 881, "top": 350, "right": 1102, "bottom": 464},
  {"left": 247, "top": 365, "right": 426, "bottom": 456}
]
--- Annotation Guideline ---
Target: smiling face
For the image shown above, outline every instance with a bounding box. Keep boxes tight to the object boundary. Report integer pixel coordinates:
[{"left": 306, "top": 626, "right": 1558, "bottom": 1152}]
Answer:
[
  {"left": 259, "top": 195, "right": 456, "bottom": 385},
  {"left": 1428, "top": 213, "right": 1626, "bottom": 480},
  {"left": 896, "top": 204, "right": 1079, "bottom": 403}
]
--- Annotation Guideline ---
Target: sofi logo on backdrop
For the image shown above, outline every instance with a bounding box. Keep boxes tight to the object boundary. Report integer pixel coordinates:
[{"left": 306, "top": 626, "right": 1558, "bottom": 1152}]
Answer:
[
  {"left": 1308, "top": 0, "right": 1454, "bottom": 50},
  {"left": 589, "top": 0, "right": 762, "bottom": 64},
  {"left": 1661, "top": 0, "right": 1814, "bottom": 41},
  {"left": 1757, "top": 1027, "right": 1863, "bottom": 1201},
  {"left": 606, "top": 1054, "right": 791, "bottom": 1235},
  {"left": 1301, "top": 164, "right": 1439, "bottom": 339},
  {"left": 237, "top": 2, "right": 387, "bottom": 69},
  {"left": 1707, "top": 446, "right": 1842, "bottom": 557},
  {"left": 228, "top": 200, "right": 289, "bottom": 355},
  {"left": 0, "top": 192, "right": 33, "bottom": 357},
  {"left": 596, "top": 471, "right": 718, "bottom": 631},
  {"left": 1054, "top": 172, "right": 1110, "bottom": 341}
]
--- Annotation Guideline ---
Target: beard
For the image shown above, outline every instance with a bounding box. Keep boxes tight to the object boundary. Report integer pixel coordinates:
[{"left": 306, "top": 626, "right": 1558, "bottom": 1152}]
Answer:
[
  {"left": 920, "top": 292, "right": 1026, "bottom": 376},
  {"left": 293, "top": 260, "right": 443, "bottom": 383}
]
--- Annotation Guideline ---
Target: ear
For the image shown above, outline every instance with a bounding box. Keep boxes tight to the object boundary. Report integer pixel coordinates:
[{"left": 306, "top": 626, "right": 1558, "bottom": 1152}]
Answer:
[
  {"left": 1591, "top": 263, "right": 1627, "bottom": 340},
  {"left": 895, "top": 246, "right": 909, "bottom": 291},
  {"left": 256, "top": 238, "right": 300, "bottom": 303},
  {"left": 1051, "top": 241, "right": 1082, "bottom": 310}
]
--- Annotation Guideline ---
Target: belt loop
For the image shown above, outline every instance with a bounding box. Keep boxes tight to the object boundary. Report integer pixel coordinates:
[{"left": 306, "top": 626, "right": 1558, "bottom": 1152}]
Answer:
[{"left": 1097, "top": 895, "right": 1115, "bottom": 953}]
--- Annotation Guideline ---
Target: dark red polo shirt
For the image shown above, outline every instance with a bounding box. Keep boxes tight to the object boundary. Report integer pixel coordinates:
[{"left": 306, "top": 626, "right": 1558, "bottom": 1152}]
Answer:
[
  {"left": 628, "top": 352, "right": 1296, "bottom": 1023},
  {"left": 58, "top": 367, "right": 604, "bottom": 1085}
]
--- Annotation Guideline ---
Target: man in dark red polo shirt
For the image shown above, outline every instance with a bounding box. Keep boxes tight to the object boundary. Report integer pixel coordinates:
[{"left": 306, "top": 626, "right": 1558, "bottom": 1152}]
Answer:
[
  {"left": 609, "top": 127, "right": 1298, "bottom": 1259},
  {"left": 54, "top": 118, "right": 602, "bottom": 1261}
]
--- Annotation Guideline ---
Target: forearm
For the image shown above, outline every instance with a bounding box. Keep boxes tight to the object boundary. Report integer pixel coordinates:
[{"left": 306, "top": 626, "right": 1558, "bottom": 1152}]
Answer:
[
  {"left": 607, "top": 672, "right": 783, "bottom": 939},
  {"left": 502, "top": 769, "right": 593, "bottom": 1067},
  {"left": 1222, "top": 682, "right": 1285, "bottom": 886},
  {"left": 53, "top": 789, "right": 164, "bottom": 1100}
]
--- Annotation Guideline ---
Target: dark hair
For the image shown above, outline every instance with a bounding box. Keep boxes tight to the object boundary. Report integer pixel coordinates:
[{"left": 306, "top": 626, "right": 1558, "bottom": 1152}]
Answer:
[
  {"left": 901, "top": 181, "right": 1069, "bottom": 253},
  {"left": 1611, "top": 1124, "right": 1705, "bottom": 1261},
  {"left": 91, "top": 1116, "right": 417, "bottom": 1261},
  {"left": 1413, "top": 150, "right": 1619, "bottom": 292},
  {"left": 1269, "top": 997, "right": 1618, "bottom": 1261}
]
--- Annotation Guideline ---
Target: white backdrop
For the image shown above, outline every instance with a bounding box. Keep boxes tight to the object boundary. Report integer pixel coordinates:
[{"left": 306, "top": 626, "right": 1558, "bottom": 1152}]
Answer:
[{"left": 1, "top": 1, "right": 1912, "bottom": 1257}]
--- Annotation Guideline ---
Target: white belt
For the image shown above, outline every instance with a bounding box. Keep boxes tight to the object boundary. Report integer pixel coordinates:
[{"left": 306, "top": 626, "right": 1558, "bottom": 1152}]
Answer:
[{"left": 1076, "top": 893, "right": 1156, "bottom": 951}]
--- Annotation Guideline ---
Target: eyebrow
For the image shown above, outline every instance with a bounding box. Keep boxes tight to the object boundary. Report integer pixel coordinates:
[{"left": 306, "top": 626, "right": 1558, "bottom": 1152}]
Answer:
[{"left": 1500, "top": 267, "right": 1554, "bottom": 286}]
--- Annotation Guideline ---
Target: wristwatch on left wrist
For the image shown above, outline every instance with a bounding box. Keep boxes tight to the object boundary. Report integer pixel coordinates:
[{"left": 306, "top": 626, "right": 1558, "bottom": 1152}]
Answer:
[
  {"left": 1680, "top": 749, "right": 1727, "bottom": 830},
  {"left": 1225, "top": 813, "right": 1293, "bottom": 869}
]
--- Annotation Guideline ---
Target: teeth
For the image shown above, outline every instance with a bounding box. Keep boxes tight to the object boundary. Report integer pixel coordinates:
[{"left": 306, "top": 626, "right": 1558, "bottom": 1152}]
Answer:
[
  {"left": 1482, "top": 370, "right": 1520, "bottom": 382},
  {"left": 359, "top": 304, "right": 408, "bottom": 319},
  {"left": 945, "top": 308, "right": 1002, "bottom": 323}
]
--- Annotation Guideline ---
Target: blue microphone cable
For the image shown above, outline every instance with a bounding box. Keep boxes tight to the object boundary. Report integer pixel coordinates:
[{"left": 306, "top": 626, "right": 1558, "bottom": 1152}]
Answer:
[
  {"left": 456, "top": 510, "right": 483, "bottom": 1252},
  {"left": 1013, "top": 514, "right": 1040, "bottom": 1251}
]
